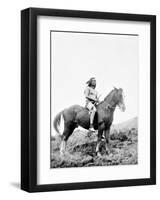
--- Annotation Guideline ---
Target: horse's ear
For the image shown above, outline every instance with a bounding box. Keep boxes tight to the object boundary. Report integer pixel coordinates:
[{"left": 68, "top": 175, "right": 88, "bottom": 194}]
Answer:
[{"left": 113, "top": 86, "right": 118, "bottom": 91}]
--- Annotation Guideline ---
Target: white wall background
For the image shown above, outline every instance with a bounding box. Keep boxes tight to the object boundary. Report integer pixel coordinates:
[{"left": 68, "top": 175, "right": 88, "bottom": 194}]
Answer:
[{"left": 0, "top": 0, "right": 159, "bottom": 199}]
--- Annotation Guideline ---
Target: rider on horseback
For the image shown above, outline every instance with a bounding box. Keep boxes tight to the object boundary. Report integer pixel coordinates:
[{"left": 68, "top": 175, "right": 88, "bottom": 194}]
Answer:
[{"left": 84, "top": 77, "right": 99, "bottom": 132}]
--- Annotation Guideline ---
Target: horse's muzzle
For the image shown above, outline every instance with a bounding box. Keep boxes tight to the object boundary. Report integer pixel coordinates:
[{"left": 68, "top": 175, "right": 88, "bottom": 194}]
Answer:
[{"left": 119, "top": 103, "right": 126, "bottom": 112}]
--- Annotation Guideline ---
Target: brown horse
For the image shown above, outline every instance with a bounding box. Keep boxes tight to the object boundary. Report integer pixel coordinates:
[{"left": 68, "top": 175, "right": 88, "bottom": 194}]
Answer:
[{"left": 53, "top": 87, "right": 126, "bottom": 157}]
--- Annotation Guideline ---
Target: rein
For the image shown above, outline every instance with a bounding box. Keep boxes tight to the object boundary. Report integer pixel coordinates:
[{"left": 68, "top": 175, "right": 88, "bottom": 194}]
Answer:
[{"left": 97, "top": 100, "right": 116, "bottom": 111}]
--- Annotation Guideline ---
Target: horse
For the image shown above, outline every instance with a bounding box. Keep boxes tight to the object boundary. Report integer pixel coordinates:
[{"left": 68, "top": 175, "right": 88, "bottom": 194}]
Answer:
[{"left": 53, "top": 87, "right": 126, "bottom": 157}]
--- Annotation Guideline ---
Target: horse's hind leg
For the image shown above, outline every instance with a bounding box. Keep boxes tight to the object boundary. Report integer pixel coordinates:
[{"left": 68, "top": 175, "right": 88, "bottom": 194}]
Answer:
[
  {"left": 60, "top": 125, "right": 75, "bottom": 157},
  {"left": 60, "top": 132, "right": 69, "bottom": 157},
  {"left": 60, "top": 139, "right": 66, "bottom": 157}
]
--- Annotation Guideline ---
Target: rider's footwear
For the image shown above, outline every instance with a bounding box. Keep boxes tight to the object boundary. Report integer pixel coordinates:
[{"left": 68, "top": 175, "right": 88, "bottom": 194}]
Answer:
[
  {"left": 89, "top": 127, "right": 95, "bottom": 132},
  {"left": 89, "top": 124, "right": 95, "bottom": 132}
]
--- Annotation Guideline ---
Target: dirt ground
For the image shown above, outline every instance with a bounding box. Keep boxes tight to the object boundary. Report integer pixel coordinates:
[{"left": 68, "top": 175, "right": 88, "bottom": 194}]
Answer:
[{"left": 50, "top": 128, "right": 138, "bottom": 168}]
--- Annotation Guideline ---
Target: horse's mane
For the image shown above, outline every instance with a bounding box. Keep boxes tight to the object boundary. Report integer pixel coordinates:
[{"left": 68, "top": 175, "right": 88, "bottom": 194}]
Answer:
[
  {"left": 98, "top": 89, "right": 115, "bottom": 106},
  {"left": 104, "top": 89, "right": 115, "bottom": 101}
]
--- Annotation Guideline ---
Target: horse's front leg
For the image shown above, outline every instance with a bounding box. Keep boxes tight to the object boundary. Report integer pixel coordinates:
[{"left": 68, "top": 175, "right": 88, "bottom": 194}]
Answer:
[
  {"left": 104, "top": 128, "right": 111, "bottom": 155},
  {"left": 96, "top": 129, "right": 103, "bottom": 157}
]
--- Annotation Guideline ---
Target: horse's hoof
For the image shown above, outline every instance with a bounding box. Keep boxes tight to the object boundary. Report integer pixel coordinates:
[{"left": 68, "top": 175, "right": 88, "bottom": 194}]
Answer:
[{"left": 97, "top": 152, "right": 101, "bottom": 157}]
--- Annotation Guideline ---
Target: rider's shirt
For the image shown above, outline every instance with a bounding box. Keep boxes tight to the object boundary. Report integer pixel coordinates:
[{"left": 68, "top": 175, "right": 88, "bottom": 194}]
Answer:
[{"left": 84, "top": 86, "right": 98, "bottom": 104}]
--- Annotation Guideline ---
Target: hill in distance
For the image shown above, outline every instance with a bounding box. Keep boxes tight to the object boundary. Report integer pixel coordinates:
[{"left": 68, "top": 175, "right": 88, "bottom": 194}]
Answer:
[{"left": 112, "top": 117, "right": 138, "bottom": 131}]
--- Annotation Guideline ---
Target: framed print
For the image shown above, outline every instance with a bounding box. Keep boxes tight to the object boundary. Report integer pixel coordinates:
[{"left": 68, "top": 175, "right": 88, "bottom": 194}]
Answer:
[{"left": 21, "top": 8, "right": 156, "bottom": 192}]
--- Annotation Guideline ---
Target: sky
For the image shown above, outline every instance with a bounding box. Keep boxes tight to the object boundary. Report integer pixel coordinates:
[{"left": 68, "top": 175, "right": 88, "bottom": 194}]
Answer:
[{"left": 51, "top": 31, "right": 139, "bottom": 130}]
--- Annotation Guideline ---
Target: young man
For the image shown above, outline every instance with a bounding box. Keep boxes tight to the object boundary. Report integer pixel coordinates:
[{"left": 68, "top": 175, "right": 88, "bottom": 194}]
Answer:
[{"left": 84, "top": 77, "right": 99, "bottom": 131}]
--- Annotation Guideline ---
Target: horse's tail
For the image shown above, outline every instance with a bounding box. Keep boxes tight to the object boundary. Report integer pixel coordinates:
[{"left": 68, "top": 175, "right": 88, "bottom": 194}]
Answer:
[{"left": 53, "top": 111, "right": 65, "bottom": 136}]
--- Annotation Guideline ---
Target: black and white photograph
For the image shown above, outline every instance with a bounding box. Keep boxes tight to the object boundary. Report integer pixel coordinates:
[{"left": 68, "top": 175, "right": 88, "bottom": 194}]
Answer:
[
  {"left": 21, "top": 8, "right": 156, "bottom": 192},
  {"left": 50, "top": 31, "right": 138, "bottom": 168},
  {"left": 0, "top": 0, "right": 159, "bottom": 198}
]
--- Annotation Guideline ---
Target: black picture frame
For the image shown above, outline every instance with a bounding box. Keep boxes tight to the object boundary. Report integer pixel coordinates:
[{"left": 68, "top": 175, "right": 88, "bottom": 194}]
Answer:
[{"left": 21, "top": 7, "right": 156, "bottom": 192}]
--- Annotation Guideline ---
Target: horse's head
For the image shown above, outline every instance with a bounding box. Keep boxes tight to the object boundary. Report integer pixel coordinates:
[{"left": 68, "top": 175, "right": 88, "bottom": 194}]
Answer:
[{"left": 113, "top": 87, "right": 126, "bottom": 112}]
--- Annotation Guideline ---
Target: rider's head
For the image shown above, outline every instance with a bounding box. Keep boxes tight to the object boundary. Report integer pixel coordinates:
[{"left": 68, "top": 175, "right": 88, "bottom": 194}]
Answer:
[{"left": 86, "top": 77, "right": 96, "bottom": 88}]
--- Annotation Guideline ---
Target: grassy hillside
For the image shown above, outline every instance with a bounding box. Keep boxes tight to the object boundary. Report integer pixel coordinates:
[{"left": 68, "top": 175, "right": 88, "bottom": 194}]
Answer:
[{"left": 51, "top": 117, "right": 138, "bottom": 168}]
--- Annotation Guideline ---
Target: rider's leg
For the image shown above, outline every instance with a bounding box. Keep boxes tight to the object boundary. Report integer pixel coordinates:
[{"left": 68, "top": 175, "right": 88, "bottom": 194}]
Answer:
[{"left": 89, "top": 105, "right": 96, "bottom": 131}]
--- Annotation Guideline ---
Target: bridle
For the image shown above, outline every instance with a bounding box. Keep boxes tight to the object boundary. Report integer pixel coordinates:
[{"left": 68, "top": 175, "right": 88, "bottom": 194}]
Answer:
[
  {"left": 105, "top": 90, "right": 125, "bottom": 111},
  {"left": 105, "top": 103, "right": 116, "bottom": 111}
]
